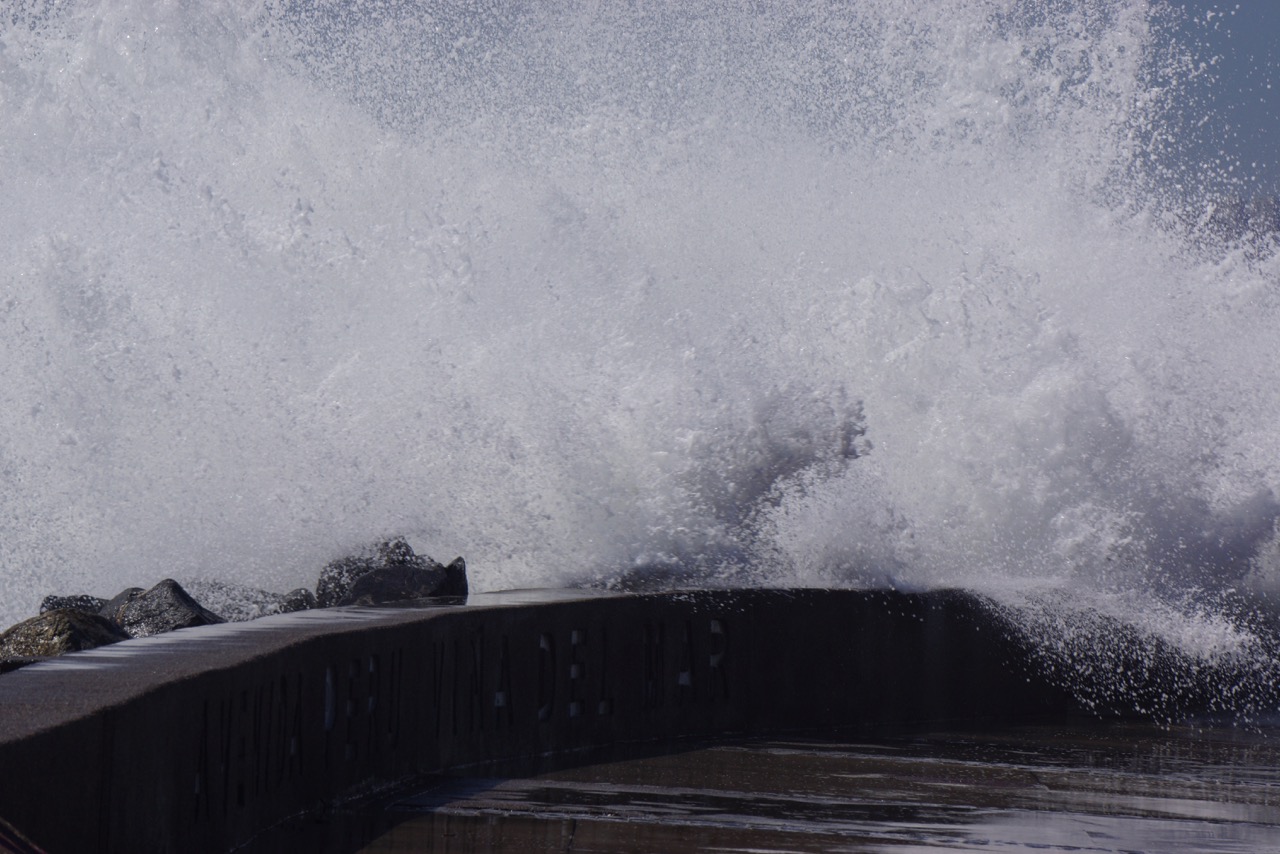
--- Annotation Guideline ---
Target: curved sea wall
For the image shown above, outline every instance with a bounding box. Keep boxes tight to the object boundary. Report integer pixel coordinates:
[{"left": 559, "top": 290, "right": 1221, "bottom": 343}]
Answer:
[{"left": 0, "top": 588, "right": 1078, "bottom": 853}]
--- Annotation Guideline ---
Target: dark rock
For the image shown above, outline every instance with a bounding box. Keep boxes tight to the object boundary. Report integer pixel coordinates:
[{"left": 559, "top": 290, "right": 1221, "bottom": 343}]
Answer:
[
  {"left": 281, "top": 587, "right": 317, "bottom": 613},
  {"left": 335, "top": 555, "right": 468, "bottom": 606},
  {"left": 316, "top": 538, "right": 444, "bottom": 607},
  {"left": 114, "top": 579, "right": 226, "bottom": 638},
  {"left": 0, "top": 609, "right": 129, "bottom": 661},
  {"left": 337, "top": 565, "right": 441, "bottom": 606},
  {"left": 40, "top": 594, "right": 108, "bottom": 616},
  {"left": 442, "top": 557, "right": 468, "bottom": 597},
  {"left": 315, "top": 556, "right": 369, "bottom": 609},
  {"left": 378, "top": 537, "right": 418, "bottom": 566},
  {"left": 99, "top": 587, "right": 145, "bottom": 624}
]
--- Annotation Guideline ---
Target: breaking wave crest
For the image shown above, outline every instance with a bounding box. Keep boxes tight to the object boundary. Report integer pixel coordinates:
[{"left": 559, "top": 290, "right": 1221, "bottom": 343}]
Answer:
[{"left": 3, "top": 0, "right": 1279, "bottom": 716}]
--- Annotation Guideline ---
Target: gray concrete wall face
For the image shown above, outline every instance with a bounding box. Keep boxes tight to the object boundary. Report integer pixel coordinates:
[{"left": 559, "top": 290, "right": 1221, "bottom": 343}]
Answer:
[{"left": 0, "top": 589, "right": 1076, "bottom": 853}]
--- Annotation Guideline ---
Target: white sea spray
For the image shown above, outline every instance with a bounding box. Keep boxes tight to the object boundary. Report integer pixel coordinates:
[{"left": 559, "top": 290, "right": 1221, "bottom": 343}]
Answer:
[{"left": 1, "top": 0, "right": 1278, "bottom": 712}]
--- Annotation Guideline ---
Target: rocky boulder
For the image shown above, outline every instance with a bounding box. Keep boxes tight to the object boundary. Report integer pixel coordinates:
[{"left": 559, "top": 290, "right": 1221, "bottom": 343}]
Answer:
[
  {"left": 336, "top": 557, "right": 468, "bottom": 606},
  {"left": 317, "top": 538, "right": 455, "bottom": 607},
  {"left": 282, "top": 587, "right": 318, "bottom": 612},
  {"left": 0, "top": 609, "right": 129, "bottom": 662},
  {"left": 111, "top": 579, "right": 226, "bottom": 639},
  {"left": 98, "top": 587, "right": 145, "bottom": 625},
  {"left": 441, "top": 557, "right": 468, "bottom": 597}
]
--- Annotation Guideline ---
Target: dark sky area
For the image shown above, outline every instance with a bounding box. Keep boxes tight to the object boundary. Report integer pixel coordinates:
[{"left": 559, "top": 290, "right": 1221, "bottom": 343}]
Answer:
[{"left": 1169, "top": 1, "right": 1279, "bottom": 197}]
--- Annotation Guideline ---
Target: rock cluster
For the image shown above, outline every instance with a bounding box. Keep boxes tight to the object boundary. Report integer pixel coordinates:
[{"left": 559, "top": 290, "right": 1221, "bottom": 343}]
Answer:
[
  {"left": 0, "top": 538, "right": 466, "bottom": 672},
  {"left": 101, "top": 579, "right": 228, "bottom": 639}
]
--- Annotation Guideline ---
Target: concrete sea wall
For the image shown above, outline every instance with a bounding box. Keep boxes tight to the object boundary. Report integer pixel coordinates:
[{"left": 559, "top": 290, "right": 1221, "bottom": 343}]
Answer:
[{"left": 0, "top": 588, "right": 1076, "bottom": 852}]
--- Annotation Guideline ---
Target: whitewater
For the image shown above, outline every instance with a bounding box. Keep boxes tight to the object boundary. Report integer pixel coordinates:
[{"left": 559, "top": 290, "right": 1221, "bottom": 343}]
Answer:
[{"left": 2, "top": 0, "right": 1279, "bottom": 714}]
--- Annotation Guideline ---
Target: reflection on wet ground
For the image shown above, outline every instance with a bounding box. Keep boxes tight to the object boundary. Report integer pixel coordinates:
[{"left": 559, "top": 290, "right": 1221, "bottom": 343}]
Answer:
[{"left": 358, "top": 723, "right": 1280, "bottom": 853}]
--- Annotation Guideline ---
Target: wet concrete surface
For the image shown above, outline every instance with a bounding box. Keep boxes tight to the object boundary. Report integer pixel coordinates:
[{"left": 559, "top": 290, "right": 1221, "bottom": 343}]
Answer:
[{"left": 342, "top": 723, "right": 1280, "bottom": 853}]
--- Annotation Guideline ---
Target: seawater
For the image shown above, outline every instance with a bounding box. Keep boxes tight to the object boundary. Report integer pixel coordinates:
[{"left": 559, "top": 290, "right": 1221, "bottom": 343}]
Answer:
[{"left": 2, "top": 1, "right": 1278, "bottom": 715}]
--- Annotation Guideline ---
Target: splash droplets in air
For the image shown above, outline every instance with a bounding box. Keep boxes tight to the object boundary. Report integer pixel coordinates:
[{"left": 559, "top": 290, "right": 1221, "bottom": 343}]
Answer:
[{"left": 2, "top": 0, "right": 1279, "bottom": 715}]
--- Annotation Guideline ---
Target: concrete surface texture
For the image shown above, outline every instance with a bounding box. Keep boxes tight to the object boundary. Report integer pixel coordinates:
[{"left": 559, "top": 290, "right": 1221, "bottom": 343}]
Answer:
[{"left": 0, "top": 588, "right": 1080, "bottom": 852}]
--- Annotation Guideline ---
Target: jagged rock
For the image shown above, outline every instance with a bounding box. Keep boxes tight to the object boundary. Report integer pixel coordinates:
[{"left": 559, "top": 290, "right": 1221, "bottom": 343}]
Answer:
[
  {"left": 114, "top": 579, "right": 226, "bottom": 638},
  {"left": 99, "top": 588, "right": 145, "bottom": 624},
  {"left": 337, "top": 556, "right": 467, "bottom": 606},
  {"left": 378, "top": 538, "right": 418, "bottom": 566},
  {"left": 281, "top": 587, "right": 317, "bottom": 613},
  {"left": 316, "top": 538, "right": 445, "bottom": 607},
  {"left": 0, "top": 609, "right": 129, "bottom": 661},
  {"left": 315, "top": 557, "right": 368, "bottom": 608},
  {"left": 442, "top": 557, "right": 468, "bottom": 597},
  {"left": 40, "top": 594, "right": 108, "bottom": 616}
]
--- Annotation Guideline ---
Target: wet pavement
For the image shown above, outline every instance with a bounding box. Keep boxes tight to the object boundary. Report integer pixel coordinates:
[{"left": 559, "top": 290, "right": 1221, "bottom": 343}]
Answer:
[{"left": 354, "top": 723, "right": 1280, "bottom": 853}]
